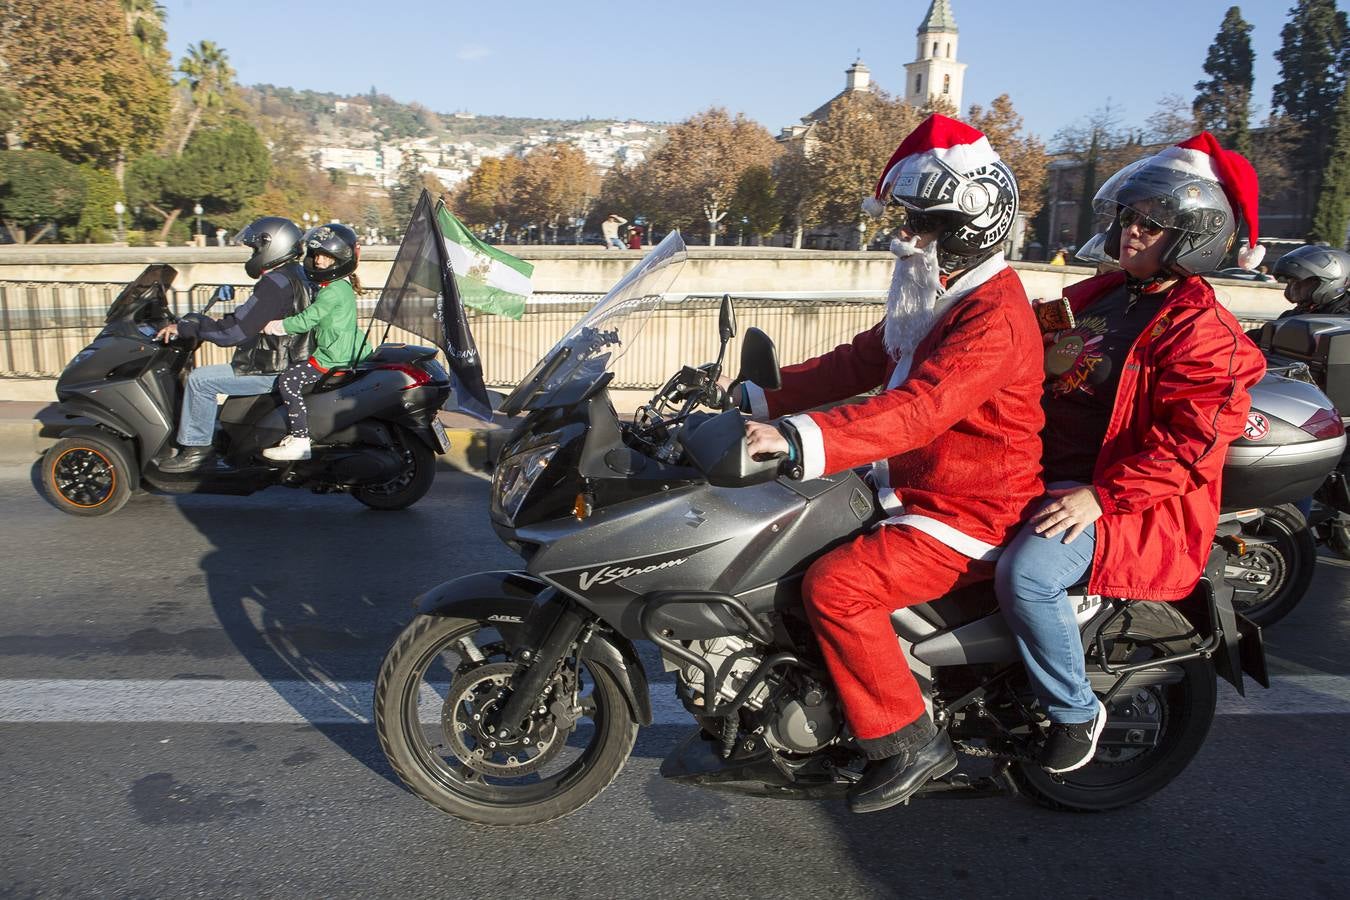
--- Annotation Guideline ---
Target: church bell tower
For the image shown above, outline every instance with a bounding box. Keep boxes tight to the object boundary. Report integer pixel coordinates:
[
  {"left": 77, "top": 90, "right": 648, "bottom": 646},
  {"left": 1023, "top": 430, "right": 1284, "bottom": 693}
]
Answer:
[{"left": 904, "top": 0, "right": 967, "bottom": 113}]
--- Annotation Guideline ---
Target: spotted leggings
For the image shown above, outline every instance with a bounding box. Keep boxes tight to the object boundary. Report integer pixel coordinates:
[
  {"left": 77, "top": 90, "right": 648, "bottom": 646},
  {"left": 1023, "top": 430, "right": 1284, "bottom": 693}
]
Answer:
[{"left": 277, "top": 361, "right": 324, "bottom": 438}]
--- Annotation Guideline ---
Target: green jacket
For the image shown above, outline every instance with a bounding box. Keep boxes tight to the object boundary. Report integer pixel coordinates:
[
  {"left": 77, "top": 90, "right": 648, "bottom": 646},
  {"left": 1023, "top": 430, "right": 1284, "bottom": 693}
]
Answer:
[{"left": 282, "top": 278, "right": 371, "bottom": 371}]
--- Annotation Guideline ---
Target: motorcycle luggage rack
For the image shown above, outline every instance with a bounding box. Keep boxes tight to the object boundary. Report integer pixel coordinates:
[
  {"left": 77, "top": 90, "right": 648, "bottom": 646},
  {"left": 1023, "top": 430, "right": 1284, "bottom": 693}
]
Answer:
[{"left": 1090, "top": 597, "right": 1223, "bottom": 702}]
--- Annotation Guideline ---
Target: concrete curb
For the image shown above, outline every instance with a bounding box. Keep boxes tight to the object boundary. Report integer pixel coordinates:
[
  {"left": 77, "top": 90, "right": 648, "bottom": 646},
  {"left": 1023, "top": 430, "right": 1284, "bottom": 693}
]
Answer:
[{"left": 0, "top": 400, "right": 510, "bottom": 474}]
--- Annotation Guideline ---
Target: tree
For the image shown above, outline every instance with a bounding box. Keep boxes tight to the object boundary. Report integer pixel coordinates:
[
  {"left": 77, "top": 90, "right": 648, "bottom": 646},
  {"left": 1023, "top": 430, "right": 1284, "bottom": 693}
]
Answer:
[
  {"left": 1272, "top": 0, "right": 1350, "bottom": 223},
  {"left": 2, "top": 0, "right": 169, "bottom": 167},
  {"left": 1146, "top": 93, "right": 1200, "bottom": 145},
  {"left": 1049, "top": 102, "right": 1141, "bottom": 248},
  {"left": 968, "top": 94, "right": 1049, "bottom": 230},
  {"left": 72, "top": 164, "right": 123, "bottom": 242},
  {"left": 729, "top": 165, "right": 780, "bottom": 243},
  {"left": 800, "top": 90, "right": 922, "bottom": 246},
  {"left": 0, "top": 149, "right": 87, "bottom": 243},
  {"left": 771, "top": 144, "right": 815, "bottom": 248},
  {"left": 1311, "top": 81, "right": 1350, "bottom": 245},
  {"left": 175, "top": 41, "right": 235, "bottom": 155},
  {"left": 512, "top": 143, "right": 600, "bottom": 241},
  {"left": 387, "top": 152, "right": 444, "bottom": 233},
  {"left": 456, "top": 155, "right": 525, "bottom": 232},
  {"left": 127, "top": 119, "right": 270, "bottom": 240},
  {"left": 121, "top": 0, "right": 168, "bottom": 67},
  {"left": 1194, "top": 6, "right": 1255, "bottom": 155},
  {"left": 647, "top": 108, "right": 780, "bottom": 245}
]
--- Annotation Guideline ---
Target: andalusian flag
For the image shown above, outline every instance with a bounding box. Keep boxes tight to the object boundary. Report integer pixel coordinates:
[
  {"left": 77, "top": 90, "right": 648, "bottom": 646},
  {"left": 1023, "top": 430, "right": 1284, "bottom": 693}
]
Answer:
[{"left": 436, "top": 206, "right": 533, "bottom": 320}]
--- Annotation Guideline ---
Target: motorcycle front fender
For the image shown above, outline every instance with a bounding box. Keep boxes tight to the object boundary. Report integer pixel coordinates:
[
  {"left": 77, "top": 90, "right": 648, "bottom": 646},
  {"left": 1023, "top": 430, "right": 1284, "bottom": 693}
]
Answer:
[{"left": 414, "top": 570, "right": 653, "bottom": 726}]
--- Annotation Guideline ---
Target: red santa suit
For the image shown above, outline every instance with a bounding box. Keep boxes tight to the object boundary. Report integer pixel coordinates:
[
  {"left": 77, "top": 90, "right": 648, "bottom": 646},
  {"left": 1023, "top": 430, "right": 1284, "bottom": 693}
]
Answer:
[
  {"left": 744, "top": 117, "right": 1045, "bottom": 757},
  {"left": 747, "top": 256, "right": 1044, "bottom": 755}
]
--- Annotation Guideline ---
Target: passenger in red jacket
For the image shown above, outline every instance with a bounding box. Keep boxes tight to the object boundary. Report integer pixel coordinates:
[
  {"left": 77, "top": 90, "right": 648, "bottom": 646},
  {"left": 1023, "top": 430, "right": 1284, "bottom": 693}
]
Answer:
[
  {"left": 737, "top": 115, "right": 1045, "bottom": 813},
  {"left": 995, "top": 133, "right": 1267, "bottom": 775}
]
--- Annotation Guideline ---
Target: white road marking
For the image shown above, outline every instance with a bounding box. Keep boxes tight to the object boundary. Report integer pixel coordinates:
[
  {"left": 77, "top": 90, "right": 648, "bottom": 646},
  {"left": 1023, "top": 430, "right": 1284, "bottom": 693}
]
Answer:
[{"left": 0, "top": 676, "right": 1346, "bottom": 724}]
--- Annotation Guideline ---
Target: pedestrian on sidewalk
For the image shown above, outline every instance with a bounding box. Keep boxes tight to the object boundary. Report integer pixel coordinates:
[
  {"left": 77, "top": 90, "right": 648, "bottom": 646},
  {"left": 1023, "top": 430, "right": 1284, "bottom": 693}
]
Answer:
[{"left": 602, "top": 214, "right": 627, "bottom": 250}]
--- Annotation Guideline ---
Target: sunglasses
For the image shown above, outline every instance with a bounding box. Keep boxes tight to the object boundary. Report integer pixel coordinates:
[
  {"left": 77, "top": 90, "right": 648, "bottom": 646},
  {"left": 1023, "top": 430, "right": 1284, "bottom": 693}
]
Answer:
[{"left": 1118, "top": 207, "right": 1168, "bottom": 236}]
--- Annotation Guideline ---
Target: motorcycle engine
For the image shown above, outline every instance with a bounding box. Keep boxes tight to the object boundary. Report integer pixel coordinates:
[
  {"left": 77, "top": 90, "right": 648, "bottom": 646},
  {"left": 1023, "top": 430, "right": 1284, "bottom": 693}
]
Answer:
[{"left": 678, "top": 637, "right": 844, "bottom": 755}]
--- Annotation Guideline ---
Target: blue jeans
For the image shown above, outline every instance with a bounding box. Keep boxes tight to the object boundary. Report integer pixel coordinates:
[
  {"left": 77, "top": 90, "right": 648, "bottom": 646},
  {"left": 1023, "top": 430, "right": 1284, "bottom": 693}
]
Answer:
[
  {"left": 995, "top": 496, "right": 1099, "bottom": 724},
  {"left": 177, "top": 364, "right": 277, "bottom": 447}
]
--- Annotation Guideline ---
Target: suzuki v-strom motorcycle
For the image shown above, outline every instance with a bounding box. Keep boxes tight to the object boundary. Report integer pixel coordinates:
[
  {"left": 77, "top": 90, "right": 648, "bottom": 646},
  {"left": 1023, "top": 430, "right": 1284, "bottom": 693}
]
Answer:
[
  {"left": 375, "top": 233, "right": 1278, "bottom": 826},
  {"left": 41, "top": 265, "right": 451, "bottom": 517}
]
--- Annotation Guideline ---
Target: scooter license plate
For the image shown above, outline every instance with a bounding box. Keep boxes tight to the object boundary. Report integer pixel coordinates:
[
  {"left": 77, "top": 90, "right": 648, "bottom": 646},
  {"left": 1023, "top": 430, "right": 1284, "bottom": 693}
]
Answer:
[{"left": 431, "top": 419, "right": 450, "bottom": 454}]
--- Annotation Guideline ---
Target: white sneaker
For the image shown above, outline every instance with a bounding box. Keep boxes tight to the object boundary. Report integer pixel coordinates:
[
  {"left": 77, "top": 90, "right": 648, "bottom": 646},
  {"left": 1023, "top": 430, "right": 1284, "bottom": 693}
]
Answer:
[{"left": 263, "top": 435, "right": 311, "bottom": 461}]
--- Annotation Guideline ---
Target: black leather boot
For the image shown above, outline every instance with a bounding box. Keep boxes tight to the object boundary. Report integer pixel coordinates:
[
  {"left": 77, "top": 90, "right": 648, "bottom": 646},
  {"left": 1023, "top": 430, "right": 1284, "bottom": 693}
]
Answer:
[
  {"left": 847, "top": 730, "right": 958, "bottom": 814},
  {"left": 157, "top": 446, "right": 213, "bottom": 472}
]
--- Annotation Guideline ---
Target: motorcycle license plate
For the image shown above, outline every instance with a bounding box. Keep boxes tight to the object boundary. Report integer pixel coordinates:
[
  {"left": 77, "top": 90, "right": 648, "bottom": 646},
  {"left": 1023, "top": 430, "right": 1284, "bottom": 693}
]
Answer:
[{"left": 431, "top": 419, "right": 450, "bottom": 454}]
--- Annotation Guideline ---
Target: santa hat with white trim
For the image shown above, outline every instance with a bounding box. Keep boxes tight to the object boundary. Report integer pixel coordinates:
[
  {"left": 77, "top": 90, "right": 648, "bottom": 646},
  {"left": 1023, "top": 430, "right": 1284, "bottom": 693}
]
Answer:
[
  {"left": 861, "top": 114, "right": 1001, "bottom": 218},
  {"left": 1151, "top": 131, "right": 1265, "bottom": 270}
]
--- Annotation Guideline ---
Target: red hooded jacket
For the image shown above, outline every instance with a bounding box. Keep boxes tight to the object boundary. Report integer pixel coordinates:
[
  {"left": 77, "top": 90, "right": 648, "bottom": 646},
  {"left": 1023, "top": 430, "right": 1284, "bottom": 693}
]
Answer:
[
  {"left": 1064, "top": 271, "right": 1266, "bottom": 600},
  {"left": 749, "top": 261, "right": 1045, "bottom": 560}
]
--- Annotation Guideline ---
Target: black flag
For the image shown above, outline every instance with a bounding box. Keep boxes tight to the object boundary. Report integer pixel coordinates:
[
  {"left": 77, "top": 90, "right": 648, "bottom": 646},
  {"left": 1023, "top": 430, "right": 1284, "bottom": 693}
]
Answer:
[{"left": 372, "top": 189, "right": 492, "bottom": 421}]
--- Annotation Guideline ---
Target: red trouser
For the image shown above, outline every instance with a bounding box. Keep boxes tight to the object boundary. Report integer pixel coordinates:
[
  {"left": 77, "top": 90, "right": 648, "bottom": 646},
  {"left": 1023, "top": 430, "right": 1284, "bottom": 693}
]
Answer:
[{"left": 802, "top": 525, "right": 995, "bottom": 752}]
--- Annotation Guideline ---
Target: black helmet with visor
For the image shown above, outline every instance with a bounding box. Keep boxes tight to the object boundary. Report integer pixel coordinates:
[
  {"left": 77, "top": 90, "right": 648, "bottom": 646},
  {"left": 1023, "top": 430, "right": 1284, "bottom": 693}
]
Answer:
[
  {"left": 301, "top": 223, "right": 359, "bottom": 284},
  {"left": 237, "top": 216, "right": 304, "bottom": 280}
]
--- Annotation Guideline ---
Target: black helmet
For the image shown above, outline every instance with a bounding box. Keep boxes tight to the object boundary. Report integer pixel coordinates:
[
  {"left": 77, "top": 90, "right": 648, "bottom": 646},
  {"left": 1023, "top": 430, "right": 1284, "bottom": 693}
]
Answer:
[
  {"left": 238, "top": 216, "right": 303, "bottom": 279},
  {"left": 1273, "top": 244, "right": 1350, "bottom": 309},
  {"left": 883, "top": 156, "right": 1020, "bottom": 275},
  {"left": 301, "top": 223, "right": 359, "bottom": 283},
  {"left": 1094, "top": 157, "right": 1237, "bottom": 276}
]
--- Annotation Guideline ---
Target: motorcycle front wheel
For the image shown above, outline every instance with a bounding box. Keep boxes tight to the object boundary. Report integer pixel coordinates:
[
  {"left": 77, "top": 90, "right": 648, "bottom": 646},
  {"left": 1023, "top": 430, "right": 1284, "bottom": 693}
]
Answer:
[
  {"left": 1012, "top": 602, "right": 1217, "bottom": 812},
  {"left": 1226, "top": 503, "right": 1315, "bottom": 627},
  {"left": 375, "top": 614, "right": 638, "bottom": 826}
]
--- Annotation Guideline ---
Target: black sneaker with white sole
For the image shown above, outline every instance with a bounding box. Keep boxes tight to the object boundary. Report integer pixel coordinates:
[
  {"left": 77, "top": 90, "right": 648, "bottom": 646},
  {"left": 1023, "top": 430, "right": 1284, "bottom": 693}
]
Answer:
[{"left": 1040, "top": 699, "right": 1108, "bottom": 774}]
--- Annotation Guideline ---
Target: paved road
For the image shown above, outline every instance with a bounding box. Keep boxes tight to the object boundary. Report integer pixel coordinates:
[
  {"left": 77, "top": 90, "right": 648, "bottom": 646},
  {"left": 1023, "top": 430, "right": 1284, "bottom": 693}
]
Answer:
[{"left": 2, "top": 465, "right": 1349, "bottom": 898}]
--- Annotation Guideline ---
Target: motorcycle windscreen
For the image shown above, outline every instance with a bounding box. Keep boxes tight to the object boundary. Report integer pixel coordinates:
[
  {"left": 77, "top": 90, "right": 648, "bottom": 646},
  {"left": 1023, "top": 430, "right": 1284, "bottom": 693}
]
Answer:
[{"left": 106, "top": 264, "right": 177, "bottom": 324}]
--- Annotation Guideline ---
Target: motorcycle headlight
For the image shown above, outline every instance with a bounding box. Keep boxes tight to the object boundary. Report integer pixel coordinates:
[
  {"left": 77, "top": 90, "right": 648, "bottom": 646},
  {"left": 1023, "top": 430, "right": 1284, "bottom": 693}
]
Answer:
[{"left": 491, "top": 443, "right": 560, "bottom": 525}]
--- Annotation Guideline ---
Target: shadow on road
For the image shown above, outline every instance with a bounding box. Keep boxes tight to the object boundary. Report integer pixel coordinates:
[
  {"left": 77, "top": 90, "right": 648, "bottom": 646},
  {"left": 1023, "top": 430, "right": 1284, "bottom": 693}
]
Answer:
[{"left": 173, "top": 476, "right": 499, "bottom": 786}]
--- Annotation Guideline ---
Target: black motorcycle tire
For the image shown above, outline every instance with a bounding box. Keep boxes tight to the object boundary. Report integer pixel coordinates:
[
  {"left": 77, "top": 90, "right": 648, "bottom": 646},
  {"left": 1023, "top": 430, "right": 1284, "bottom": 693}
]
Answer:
[
  {"left": 352, "top": 429, "right": 436, "bottom": 511},
  {"left": 375, "top": 614, "right": 638, "bottom": 826},
  {"left": 1227, "top": 504, "right": 1316, "bottom": 628},
  {"left": 1011, "top": 602, "right": 1217, "bottom": 813},
  {"left": 40, "top": 431, "right": 137, "bottom": 517}
]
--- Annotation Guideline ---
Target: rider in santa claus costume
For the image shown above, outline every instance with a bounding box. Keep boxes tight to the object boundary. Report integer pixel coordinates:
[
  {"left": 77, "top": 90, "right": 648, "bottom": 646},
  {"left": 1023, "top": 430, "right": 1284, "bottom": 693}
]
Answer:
[{"left": 738, "top": 115, "right": 1045, "bottom": 813}]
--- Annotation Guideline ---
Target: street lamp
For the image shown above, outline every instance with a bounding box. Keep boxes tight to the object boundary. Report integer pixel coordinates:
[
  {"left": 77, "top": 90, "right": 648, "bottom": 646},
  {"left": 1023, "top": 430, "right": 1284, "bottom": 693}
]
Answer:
[
  {"left": 113, "top": 201, "right": 126, "bottom": 244},
  {"left": 857, "top": 219, "right": 868, "bottom": 251},
  {"left": 193, "top": 202, "right": 203, "bottom": 240},
  {"left": 302, "top": 212, "right": 312, "bottom": 231}
]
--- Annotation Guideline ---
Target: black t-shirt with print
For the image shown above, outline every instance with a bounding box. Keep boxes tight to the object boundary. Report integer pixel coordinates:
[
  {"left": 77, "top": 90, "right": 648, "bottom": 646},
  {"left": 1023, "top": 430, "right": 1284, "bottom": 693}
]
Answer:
[{"left": 1041, "top": 284, "right": 1167, "bottom": 484}]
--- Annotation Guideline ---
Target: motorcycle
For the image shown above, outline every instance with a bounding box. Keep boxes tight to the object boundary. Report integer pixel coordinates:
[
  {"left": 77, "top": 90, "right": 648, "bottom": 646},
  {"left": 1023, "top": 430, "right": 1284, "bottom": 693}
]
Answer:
[
  {"left": 374, "top": 233, "right": 1276, "bottom": 826},
  {"left": 1217, "top": 314, "right": 1350, "bottom": 626},
  {"left": 40, "top": 264, "right": 452, "bottom": 517}
]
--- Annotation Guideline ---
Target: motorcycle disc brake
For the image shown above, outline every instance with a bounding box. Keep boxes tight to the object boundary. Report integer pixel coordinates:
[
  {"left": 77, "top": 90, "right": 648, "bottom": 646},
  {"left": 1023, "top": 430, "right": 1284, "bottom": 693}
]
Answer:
[{"left": 442, "top": 661, "right": 565, "bottom": 777}]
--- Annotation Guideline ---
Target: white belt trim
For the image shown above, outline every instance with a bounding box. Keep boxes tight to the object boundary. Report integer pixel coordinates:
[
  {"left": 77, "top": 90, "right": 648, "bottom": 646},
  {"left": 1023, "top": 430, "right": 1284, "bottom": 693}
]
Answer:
[{"left": 880, "top": 511, "right": 1003, "bottom": 562}]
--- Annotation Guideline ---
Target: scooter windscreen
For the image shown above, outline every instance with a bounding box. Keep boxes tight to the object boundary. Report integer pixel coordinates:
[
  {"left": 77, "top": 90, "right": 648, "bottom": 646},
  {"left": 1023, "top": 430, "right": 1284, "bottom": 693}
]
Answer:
[{"left": 105, "top": 265, "right": 177, "bottom": 326}]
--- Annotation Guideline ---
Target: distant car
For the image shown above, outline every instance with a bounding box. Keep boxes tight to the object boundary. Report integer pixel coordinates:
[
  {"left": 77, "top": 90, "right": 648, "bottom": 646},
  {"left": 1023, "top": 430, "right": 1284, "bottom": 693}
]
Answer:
[{"left": 1213, "top": 267, "right": 1276, "bottom": 282}]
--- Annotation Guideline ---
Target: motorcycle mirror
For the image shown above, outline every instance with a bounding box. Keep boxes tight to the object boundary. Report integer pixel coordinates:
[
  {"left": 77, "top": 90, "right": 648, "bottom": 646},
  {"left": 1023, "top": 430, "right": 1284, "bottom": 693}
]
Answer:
[
  {"left": 201, "top": 284, "right": 235, "bottom": 315},
  {"left": 718, "top": 293, "right": 736, "bottom": 343},
  {"left": 736, "top": 327, "right": 781, "bottom": 392}
]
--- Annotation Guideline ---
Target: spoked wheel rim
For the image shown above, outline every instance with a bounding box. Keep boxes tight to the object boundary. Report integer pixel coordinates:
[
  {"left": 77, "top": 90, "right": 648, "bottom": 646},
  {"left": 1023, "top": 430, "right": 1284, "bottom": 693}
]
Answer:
[
  {"left": 396, "top": 623, "right": 611, "bottom": 808},
  {"left": 50, "top": 447, "right": 117, "bottom": 508}
]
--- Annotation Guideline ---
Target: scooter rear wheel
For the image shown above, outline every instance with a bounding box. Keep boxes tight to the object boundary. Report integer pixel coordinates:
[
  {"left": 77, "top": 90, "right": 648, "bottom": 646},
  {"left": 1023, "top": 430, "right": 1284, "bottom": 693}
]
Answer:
[
  {"left": 352, "top": 428, "right": 435, "bottom": 511},
  {"left": 41, "top": 433, "right": 136, "bottom": 517}
]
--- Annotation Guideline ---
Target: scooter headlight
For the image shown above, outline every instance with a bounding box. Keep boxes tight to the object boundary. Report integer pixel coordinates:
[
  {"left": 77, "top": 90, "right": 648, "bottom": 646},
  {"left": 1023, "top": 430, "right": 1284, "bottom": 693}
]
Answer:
[{"left": 491, "top": 443, "right": 560, "bottom": 525}]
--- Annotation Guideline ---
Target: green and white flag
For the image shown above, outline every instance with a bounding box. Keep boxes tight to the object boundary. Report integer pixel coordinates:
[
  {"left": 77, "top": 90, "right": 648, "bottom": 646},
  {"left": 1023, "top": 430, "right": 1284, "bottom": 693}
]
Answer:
[{"left": 436, "top": 206, "right": 533, "bottom": 320}]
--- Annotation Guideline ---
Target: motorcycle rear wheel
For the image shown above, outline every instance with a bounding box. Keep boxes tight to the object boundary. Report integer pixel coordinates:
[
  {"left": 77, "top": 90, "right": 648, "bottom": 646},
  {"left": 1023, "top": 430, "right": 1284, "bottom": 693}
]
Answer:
[
  {"left": 352, "top": 429, "right": 435, "bottom": 511},
  {"left": 1012, "top": 602, "right": 1216, "bottom": 812},
  {"left": 375, "top": 614, "right": 638, "bottom": 826}
]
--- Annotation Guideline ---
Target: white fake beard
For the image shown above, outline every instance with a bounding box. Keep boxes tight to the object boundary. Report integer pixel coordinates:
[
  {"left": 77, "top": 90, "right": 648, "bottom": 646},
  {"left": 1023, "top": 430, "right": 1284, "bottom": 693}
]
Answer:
[{"left": 882, "top": 236, "right": 944, "bottom": 361}]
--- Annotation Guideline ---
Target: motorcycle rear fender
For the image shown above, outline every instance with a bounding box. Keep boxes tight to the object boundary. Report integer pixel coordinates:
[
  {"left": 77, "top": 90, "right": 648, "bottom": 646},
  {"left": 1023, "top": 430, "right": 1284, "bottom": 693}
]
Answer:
[{"left": 414, "top": 570, "right": 653, "bottom": 726}]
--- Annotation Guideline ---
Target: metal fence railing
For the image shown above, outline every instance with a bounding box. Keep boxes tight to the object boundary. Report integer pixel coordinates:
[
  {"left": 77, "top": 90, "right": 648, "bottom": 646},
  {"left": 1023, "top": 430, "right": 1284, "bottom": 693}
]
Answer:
[{"left": 0, "top": 281, "right": 892, "bottom": 387}]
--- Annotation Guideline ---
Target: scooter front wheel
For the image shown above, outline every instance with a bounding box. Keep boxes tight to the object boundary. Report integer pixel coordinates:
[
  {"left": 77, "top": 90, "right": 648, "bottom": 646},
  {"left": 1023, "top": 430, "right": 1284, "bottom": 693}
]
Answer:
[
  {"left": 40, "top": 433, "right": 136, "bottom": 517},
  {"left": 375, "top": 614, "right": 638, "bottom": 826}
]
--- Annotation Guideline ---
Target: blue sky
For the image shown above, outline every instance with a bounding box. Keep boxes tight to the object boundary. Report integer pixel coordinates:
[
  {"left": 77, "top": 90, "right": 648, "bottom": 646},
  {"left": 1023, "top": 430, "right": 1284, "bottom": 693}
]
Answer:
[{"left": 162, "top": 0, "right": 1305, "bottom": 147}]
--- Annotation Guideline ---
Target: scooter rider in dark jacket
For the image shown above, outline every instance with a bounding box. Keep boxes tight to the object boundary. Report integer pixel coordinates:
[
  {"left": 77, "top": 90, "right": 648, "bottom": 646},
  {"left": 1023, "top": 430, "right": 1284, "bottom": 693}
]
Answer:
[
  {"left": 154, "top": 216, "right": 312, "bottom": 472},
  {"left": 1273, "top": 244, "right": 1350, "bottom": 317}
]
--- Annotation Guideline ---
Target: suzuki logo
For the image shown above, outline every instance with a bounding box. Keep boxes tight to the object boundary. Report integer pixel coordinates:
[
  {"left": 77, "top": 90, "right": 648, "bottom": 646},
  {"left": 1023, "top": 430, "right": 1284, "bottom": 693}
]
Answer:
[
  {"left": 577, "top": 557, "right": 690, "bottom": 591},
  {"left": 684, "top": 506, "right": 706, "bottom": 528}
]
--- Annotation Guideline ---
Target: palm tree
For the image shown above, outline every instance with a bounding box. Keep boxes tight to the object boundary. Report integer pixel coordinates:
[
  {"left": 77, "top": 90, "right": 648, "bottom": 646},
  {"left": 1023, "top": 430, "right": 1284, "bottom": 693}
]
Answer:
[{"left": 175, "top": 40, "right": 235, "bottom": 155}]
